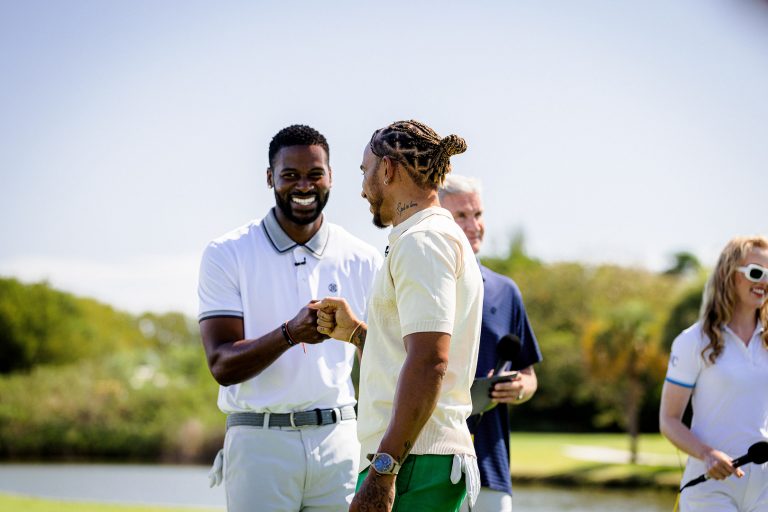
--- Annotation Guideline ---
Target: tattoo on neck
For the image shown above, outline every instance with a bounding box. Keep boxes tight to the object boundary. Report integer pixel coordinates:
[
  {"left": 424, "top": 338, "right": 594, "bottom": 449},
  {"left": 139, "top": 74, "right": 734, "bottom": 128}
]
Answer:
[{"left": 396, "top": 201, "right": 417, "bottom": 216}]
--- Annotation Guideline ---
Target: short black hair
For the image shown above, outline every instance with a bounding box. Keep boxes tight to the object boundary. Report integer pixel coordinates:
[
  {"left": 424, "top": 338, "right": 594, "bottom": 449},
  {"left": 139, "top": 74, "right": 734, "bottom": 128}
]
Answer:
[{"left": 268, "top": 124, "right": 330, "bottom": 167}]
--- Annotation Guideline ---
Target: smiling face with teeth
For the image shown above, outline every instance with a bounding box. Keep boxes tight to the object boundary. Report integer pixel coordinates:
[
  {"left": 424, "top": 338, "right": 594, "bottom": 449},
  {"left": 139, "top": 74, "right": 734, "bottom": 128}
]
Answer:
[
  {"left": 267, "top": 144, "right": 332, "bottom": 239},
  {"left": 733, "top": 247, "right": 768, "bottom": 312}
]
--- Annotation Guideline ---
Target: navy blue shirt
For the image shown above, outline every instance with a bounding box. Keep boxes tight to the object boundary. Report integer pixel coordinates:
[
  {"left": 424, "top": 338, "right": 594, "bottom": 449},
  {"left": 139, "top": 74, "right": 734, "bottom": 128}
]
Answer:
[{"left": 467, "top": 264, "right": 542, "bottom": 495}]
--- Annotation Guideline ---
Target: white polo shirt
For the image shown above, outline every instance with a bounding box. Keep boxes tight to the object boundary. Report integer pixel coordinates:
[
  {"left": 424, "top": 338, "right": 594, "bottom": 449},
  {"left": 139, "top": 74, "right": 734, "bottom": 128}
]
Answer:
[
  {"left": 665, "top": 321, "right": 768, "bottom": 457},
  {"left": 357, "top": 207, "right": 483, "bottom": 462},
  {"left": 198, "top": 209, "right": 382, "bottom": 414}
]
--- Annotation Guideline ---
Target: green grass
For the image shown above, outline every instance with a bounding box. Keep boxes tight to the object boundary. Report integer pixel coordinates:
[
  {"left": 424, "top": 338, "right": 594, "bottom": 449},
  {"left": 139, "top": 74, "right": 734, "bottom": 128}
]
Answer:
[
  {"left": 0, "top": 493, "right": 223, "bottom": 512},
  {"left": 509, "top": 432, "right": 686, "bottom": 488}
]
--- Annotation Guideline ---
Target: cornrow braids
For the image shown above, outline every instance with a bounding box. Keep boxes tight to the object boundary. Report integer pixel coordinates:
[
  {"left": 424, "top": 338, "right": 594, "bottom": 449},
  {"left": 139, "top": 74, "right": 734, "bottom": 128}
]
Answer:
[
  {"left": 268, "top": 124, "right": 329, "bottom": 167},
  {"left": 369, "top": 120, "right": 467, "bottom": 188}
]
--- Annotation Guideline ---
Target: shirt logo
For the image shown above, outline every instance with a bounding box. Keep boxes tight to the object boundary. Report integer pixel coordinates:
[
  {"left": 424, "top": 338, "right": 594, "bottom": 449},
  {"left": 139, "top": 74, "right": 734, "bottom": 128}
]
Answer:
[
  {"left": 670, "top": 355, "right": 678, "bottom": 367},
  {"left": 328, "top": 283, "right": 338, "bottom": 293}
]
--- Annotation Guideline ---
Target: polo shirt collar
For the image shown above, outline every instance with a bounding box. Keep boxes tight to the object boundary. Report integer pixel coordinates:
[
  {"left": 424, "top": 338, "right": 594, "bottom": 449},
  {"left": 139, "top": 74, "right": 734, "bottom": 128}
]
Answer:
[
  {"left": 262, "top": 208, "right": 330, "bottom": 256},
  {"left": 387, "top": 206, "right": 452, "bottom": 246},
  {"left": 722, "top": 322, "right": 764, "bottom": 342}
]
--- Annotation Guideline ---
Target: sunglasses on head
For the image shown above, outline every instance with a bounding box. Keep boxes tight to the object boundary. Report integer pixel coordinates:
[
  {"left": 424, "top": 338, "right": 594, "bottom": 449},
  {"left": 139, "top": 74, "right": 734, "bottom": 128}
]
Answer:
[{"left": 736, "top": 263, "right": 768, "bottom": 283}]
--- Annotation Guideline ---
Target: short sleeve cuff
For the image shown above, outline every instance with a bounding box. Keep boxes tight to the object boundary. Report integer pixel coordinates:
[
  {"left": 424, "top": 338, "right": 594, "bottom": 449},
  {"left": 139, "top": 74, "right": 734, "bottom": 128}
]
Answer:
[
  {"left": 198, "top": 309, "right": 244, "bottom": 322},
  {"left": 665, "top": 376, "right": 695, "bottom": 389},
  {"left": 401, "top": 319, "right": 453, "bottom": 337}
]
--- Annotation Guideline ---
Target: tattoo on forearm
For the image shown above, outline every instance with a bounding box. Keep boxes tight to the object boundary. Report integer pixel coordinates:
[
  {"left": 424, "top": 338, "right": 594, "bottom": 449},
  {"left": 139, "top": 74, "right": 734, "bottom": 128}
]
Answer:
[
  {"left": 396, "top": 201, "right": 417, "bottom": 216},
  {"left": 352, "top": 328, "right": 366, "bottom": 351},
  {"left": 401, "top": 440, "right": 412, "bottom": 461},
  {"left": 358, "top": 473, "right": 394, "bottom": 512}
]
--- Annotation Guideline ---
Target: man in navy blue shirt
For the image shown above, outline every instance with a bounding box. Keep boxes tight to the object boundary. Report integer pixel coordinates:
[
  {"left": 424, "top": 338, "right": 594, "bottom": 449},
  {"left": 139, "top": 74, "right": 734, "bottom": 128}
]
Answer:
[{"left": 440, "top": 175, "right": 543, "bottom": 512}]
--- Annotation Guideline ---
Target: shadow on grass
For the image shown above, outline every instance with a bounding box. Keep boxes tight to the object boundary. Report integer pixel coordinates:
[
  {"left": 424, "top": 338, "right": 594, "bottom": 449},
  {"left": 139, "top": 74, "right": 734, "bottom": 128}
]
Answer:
[{"left": 514, "top": 461, "right": 681, "bottom": 490}]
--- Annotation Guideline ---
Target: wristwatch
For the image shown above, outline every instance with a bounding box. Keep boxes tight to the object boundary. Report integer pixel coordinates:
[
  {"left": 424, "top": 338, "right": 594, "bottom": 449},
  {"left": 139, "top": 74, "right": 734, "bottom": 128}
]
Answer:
[{"left": 367, "top": 452, "right": 401, "bottom": 475}]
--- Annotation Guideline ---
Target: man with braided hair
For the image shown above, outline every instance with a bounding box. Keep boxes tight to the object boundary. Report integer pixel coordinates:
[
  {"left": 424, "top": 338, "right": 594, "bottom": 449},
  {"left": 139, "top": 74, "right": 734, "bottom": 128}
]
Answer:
[
  {"left": 312, "top": 120, "right": 483, "bottom": 512},
  {"left": 198, "top": 124, "right": 382, "bottom": 511}
]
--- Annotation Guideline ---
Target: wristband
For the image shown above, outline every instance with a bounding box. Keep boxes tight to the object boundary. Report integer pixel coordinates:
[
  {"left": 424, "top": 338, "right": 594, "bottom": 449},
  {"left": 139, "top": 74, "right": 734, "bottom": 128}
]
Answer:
[
  {"left": 281, "top": 322, "right": 297, "bottom": 347},
  {"left": 348, "top": 323, "right": 362, "bottom": 344}
]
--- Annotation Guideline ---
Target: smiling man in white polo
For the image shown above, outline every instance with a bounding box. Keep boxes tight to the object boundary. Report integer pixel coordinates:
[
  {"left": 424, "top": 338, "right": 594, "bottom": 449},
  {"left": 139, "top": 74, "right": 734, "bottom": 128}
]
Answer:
[{"left": 197, "top": 124, "right": 382, "bottom": 512}]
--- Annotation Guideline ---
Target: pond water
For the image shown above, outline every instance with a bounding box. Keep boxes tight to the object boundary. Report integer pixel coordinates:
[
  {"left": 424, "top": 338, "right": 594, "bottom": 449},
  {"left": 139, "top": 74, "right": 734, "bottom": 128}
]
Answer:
[{"left": 0, "top": 463, "right": 677, "bottom": 511}]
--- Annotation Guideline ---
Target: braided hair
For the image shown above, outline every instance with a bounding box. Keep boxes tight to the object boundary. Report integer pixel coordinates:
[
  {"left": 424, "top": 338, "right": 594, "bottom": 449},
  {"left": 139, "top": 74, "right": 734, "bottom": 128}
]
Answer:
[
  {"left": 369, "top": 120, "right": 467, "bottom": 189},
  {"left": 268, "top": 124, "right": 329, "bottom": 167}
]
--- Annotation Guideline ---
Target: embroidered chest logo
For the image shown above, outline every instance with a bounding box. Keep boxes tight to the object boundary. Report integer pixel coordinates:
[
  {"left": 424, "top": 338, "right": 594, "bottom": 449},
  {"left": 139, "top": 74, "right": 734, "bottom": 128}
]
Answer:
[{"left": 328, "top": 283, "right": 338, "bottom": 293}]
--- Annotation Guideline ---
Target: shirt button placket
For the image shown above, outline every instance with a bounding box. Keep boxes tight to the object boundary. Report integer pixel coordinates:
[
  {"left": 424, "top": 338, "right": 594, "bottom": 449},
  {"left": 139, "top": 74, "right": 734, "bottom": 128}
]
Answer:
[{"left": 294, "top": 248, "right": 310, "bottom": 303}]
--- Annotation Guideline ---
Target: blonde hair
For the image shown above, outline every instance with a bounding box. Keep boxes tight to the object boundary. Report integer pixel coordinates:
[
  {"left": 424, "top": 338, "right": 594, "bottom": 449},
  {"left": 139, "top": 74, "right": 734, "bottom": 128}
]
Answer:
[
  {"left": 700, "top": 235, "right": 768, "bottom": 363},
  {"left": 369, "top": 120, "right": 467, "bottom": 189}
]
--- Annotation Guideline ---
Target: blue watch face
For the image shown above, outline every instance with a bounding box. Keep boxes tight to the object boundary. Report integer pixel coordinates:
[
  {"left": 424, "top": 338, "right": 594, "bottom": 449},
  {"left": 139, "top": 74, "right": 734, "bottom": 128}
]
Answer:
[{"left": 373, "top": 454, "right": 394, "bottom": 473}]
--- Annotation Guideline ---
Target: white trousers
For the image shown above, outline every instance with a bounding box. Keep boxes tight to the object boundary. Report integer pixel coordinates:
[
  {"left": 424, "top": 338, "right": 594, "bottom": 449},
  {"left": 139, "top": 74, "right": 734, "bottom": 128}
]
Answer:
[
  {"left": 223, "top": 420, "right": 359, "bottom": 512},
  {"left": 460, "top": 487, "right": 513, "bottom": 512},
  {"left": 680, "top": 461, "right": 768, "bottom": 512}
]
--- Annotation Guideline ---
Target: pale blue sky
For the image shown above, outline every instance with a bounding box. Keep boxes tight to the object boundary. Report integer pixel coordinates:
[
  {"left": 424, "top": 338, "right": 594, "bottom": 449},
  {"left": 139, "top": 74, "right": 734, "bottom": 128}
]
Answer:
[{"left": 1, "top": 0, "right": 767, "bottom": 316}]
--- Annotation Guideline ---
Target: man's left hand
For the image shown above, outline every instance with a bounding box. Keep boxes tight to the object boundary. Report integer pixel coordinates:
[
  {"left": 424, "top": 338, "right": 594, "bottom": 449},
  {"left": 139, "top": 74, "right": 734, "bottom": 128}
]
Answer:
[{"left": 349, "top": 471, "right": 396, "bottom": 512}]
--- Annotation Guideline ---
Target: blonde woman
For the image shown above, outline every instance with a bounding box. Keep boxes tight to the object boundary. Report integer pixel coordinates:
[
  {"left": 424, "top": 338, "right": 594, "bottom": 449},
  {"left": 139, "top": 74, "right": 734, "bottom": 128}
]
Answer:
[{"left": 660, "top": 236, "right": 768, "bottom": 511}]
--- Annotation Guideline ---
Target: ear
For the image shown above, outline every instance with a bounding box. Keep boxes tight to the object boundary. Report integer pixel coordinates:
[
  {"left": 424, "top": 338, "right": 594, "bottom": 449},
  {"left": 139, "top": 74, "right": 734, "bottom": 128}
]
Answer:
[
  {"left": 382, "top": 156, "right": 396, "bottom": 184},
  {"left": 328, "top": 166, "right": 333, "bottom": 187},
  {"left": 266, "top": 167, "right": 273, "bottom": 188}
]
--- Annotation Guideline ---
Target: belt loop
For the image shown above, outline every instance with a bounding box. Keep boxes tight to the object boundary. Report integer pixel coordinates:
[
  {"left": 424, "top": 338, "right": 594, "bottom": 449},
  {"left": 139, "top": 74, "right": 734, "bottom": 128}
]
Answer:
[
  {"left": 289, "top": 411, "right": 296, "bottom": 428},
  {"left": 333, "top": 407, "right": 341, "bottom": 424},
  {"left": 262, "top": 412, "right": 270, "bottom": 429}
]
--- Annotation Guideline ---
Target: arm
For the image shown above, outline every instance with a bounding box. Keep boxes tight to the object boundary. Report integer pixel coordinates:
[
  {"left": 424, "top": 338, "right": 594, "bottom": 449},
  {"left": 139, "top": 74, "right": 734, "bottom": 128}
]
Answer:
[
  {"left": 351, "top": 331, "right": 450, "bottom": 512},
  {"left": 490, "top": 364, "right": 537, "bottom": 404},
  {"left": 310, "top": 297, "right": 366, "bottom": 359},
  {"left": 659, "top": 381, "right": 743, "bottom": 480},
  {"left": 199, "top": 303, "right": 328, "bottom": 386}
]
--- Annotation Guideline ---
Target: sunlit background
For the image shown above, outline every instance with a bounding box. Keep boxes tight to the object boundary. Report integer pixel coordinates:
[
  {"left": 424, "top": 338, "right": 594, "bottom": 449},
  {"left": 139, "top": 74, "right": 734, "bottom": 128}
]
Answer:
[{"left": 2, "top": 0, "right": 767, "bottom": 316}]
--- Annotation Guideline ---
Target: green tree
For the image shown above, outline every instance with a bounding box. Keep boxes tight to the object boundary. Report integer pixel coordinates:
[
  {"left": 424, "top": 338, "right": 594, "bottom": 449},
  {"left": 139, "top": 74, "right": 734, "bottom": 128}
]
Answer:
[
  {"left": 0, "top": 277, "right": 151, "bottom": 374},
  {"left": 582, "top": 300, "right": 667, "bottom": 462},
  {"left": 661, "top": 281, "right": 706, "bottom": 352},
  {"left": 663, "top": 251, "right": 702, "bottom": 276}
]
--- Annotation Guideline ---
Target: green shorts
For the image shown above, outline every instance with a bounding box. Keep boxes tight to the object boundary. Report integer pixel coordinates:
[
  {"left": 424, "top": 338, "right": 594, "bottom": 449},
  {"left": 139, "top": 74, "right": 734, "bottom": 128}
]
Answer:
[{"left": 357, "top": 454, "right": 466, "bottom": 512}]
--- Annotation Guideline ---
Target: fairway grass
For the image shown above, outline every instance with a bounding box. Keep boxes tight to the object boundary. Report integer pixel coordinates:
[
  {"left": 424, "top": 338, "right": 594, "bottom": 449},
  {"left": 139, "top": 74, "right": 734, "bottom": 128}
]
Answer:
[
  {"left": 0, "top": 493, "right": 223, "bottom": 512},
  {"left": 509, "top": 432, "right": 686, "bottom": 488}
]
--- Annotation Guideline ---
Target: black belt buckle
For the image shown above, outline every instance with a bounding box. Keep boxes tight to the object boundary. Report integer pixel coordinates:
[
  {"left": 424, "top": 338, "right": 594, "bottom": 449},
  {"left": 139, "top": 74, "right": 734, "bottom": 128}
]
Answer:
[{"left": 314, "top": 408, "right": 324, "bottom": 426}]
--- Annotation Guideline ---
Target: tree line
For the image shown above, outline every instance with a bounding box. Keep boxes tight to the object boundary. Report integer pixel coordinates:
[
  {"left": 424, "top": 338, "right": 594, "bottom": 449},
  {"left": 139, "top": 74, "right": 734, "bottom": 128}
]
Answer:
[{"left": 0, "top": 246, "right": 704, "bottom": 461}]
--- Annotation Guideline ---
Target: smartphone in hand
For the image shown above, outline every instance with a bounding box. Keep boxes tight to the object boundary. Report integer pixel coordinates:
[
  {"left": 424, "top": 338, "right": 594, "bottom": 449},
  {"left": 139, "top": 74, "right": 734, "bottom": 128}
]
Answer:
[{"left": 470, "top": 371, "right": 519, "bottom": 415}]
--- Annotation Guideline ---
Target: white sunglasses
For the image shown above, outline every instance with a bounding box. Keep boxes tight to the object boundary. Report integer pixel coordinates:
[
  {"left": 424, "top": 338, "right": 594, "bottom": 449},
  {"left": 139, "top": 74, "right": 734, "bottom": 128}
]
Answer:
[{"left": 736, "top": 263, "right": 768, "bottom": 283}]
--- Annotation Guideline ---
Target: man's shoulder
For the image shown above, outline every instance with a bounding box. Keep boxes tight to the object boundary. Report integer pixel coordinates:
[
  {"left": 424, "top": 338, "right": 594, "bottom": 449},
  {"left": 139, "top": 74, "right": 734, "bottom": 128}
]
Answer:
[
  {"left": 481, "top": 265, "right": 521, "bottom": 293},
  {"left": 399, "top": 211, "right": 468, "bottom": 251},
  {"left": 205, "top": 219, "right": 264, "bottom": 254}
]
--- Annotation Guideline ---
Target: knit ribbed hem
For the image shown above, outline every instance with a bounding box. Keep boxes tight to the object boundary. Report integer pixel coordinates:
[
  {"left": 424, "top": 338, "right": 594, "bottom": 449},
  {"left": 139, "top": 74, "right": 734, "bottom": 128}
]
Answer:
[{"left": 360, "top": 423, "right": 475, "bottom": 468}]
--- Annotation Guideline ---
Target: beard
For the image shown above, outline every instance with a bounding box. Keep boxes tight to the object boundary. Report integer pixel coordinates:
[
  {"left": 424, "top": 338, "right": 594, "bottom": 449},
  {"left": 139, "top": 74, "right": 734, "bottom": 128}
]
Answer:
[
  {"left": 274, "top": 189, "right": 330, "bottom": 226},
  {"left": 371, "top": 204, "right": 386, "bottom": 229},
  {"left": 366, "top": 179, "right": 387, "bottom": 229}
]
